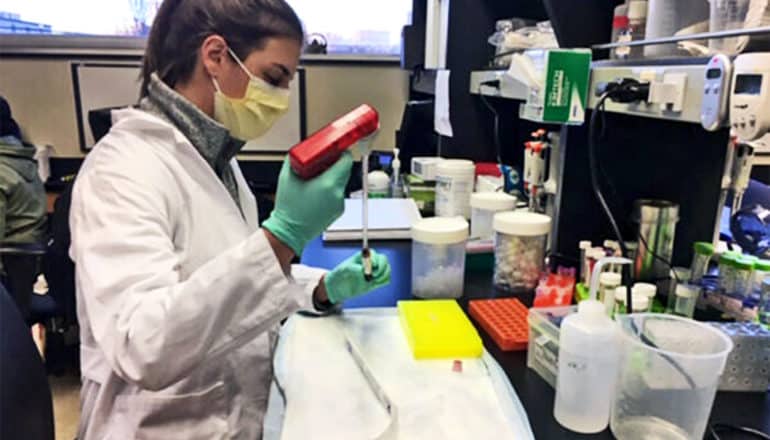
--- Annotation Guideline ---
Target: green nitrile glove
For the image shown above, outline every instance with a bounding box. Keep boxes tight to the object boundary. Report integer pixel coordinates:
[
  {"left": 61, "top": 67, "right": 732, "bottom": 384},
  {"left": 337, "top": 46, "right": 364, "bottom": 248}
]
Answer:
[
  {"left": 263, "top": 152, "right": 353, "bottom": 255},
  {"left": 324, "top": 249, "right": 391, "bottom": 304}
]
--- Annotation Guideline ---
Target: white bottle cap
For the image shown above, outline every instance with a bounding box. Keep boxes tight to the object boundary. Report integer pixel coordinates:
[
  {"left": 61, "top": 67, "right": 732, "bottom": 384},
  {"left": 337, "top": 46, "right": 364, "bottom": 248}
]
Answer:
[
  {"left": 599, "top": 272, "right": 621, "bottom": 286},
  {"left": 470, "top": 192, "right": 516, "bottom": 211},
  {"left": 493, "top": 211, "right": 551, "bottom": 236},
  {"left": 632, "top": 282, "right": 657, "bottom": 298},
  {"left": 628, "top": 0, "right": 648, "bottom": 19},
  {"left": 614, "top": 287, "right": 650, "bottom": 311},
  {"left": 412, "top": 217, "right": 469, "bottom": 244},
  {"left": 436, "top": 159, "right": 475, "bottom": 178}
]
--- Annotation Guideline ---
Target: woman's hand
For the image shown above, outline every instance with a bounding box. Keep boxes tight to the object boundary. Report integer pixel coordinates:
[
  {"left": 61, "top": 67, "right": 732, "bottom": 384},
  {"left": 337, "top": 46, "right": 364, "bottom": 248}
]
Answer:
[{"left": 262, "top": 152, "right": 352, "bottom": 255}]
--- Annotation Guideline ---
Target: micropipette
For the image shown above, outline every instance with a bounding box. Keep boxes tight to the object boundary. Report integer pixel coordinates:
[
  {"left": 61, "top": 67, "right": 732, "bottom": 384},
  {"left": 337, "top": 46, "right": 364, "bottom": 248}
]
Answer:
[{"left": 361, "top": 144, "right": 373, "bottom": 281}]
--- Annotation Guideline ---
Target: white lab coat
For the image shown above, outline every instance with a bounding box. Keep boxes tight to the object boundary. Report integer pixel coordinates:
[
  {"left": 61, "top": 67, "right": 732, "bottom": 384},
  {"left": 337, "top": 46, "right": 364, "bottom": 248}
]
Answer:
[{"left": 70, "top": 108, "right": 323, "bottom": 439}]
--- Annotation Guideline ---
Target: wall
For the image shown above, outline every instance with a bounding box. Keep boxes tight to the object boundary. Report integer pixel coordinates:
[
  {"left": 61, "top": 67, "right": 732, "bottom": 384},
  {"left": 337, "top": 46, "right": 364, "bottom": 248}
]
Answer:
[{"left": 0, "top": 57, "right": 408, "bottom": 158}]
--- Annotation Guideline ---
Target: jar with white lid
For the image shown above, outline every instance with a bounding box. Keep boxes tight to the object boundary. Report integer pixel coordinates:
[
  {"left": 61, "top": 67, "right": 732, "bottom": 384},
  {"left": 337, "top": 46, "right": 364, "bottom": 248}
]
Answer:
[
  {"left": 493, "top": 211, "right": 551, "bottom": 291},
  {"left": 411, "top": 217, "right": 469, "bottom": 299},
  {"left": 470, "top": 192, "right": 516, "bottom": 241},
  {"left": 632, "top": 282, "right": 657, "bottom": 312},
  {"left": 435, "top": 159, "right": 475, "bottom": 218},
  {"left": 613, "top": 287, "right": 650, "bottom": 315}
]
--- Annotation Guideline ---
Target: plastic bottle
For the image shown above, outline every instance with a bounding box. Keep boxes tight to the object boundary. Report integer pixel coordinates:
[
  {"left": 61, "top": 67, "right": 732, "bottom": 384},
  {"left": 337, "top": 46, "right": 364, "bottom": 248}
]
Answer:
[
  {"left": 554, "top": 299, "right": 621, "bottom": 433},
  {"left": 610, "top": 4, "right": 629, "bottom": 60},
  {"left": 627, "top": 0, "right": 648, "bottom": 59},
  {"left": 367, "top": 170, "right": 390, "bottom": 198},
  {"left": 390, "top": 147, "right": 404, "bottom": 198}
]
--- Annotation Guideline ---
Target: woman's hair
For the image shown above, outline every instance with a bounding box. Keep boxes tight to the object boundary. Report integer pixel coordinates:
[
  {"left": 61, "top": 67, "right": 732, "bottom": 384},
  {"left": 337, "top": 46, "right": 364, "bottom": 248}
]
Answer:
[{"left": 140, "top": 0, "right": 304, "bottom": 97}]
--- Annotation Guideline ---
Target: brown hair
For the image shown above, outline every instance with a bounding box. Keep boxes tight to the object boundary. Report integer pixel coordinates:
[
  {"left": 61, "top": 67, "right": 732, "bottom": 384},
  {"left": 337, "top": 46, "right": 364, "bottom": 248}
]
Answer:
[{"left": 140, "top": 0, "right": 304, "bottom": 97}]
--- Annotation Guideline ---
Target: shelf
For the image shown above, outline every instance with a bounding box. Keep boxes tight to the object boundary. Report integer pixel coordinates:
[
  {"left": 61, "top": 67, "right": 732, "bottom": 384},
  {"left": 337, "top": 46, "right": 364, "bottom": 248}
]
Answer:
[
  {"left": 469, "top": 70, "right": 528, "bottom": 101},
  {"left": 471, "top": 60, "right": 715, "bottom": 126}
]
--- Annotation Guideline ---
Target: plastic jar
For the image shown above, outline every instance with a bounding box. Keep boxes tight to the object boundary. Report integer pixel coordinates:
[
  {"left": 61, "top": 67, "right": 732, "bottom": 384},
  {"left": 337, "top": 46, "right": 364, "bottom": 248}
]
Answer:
[
  {"left": 671, "top": 283, "right": 700, "bottom": 318},
  {"left": 690, "top": 241, "right": 714, "bottom": 284},
  {"left": 759, "top": 278, "right": 770, "bottom": 326},
  {"left": 632, "top": 282, "right": 657, "bottom": 312},
  {"left": 469, "top": 192, "right": 516, "bottom": 241},
  {"left": 613, "top": 287, "right": 650, "bottom": 315},
  {"left": 753, "top": 259, "right": 770, "bottom": 295},
  {"left": 599, "top": 272, "right": 622, "bottom": 314},
  {"left": 411, "top": 217, "right": 469, "bottom": 299},
  {"left": 435, "top": 159, "right": 475, "bottom": 218},
  {"left": 493, "top": 212, "right": 551, "bottom": 291},
  {"left": 719, "top": 253, "right": 738, "bottom": 294},
  {"left": 733, "top": 257, "right": 755, "bottom": 299},
  {"left": 367, "top": 170, "right": 390, "bottom": 198}
]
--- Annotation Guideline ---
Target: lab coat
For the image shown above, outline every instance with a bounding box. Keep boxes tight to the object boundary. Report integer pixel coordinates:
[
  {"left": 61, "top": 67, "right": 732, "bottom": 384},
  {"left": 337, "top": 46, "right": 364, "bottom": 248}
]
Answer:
[{"left": 70, "top": 108, "right": 323, "bottom": 439}]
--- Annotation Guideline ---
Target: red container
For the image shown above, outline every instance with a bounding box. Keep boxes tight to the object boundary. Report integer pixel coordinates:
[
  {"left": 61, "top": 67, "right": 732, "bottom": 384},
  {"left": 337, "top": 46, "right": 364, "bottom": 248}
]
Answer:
[{"left": 289, "top": 104, "right": 379, "bottom": 180}]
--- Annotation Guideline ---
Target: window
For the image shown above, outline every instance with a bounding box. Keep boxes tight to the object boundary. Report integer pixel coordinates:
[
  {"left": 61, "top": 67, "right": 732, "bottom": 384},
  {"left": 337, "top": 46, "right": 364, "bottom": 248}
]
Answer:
[{"left": 0, "top": 0, "right": 411, "bottom": 56}]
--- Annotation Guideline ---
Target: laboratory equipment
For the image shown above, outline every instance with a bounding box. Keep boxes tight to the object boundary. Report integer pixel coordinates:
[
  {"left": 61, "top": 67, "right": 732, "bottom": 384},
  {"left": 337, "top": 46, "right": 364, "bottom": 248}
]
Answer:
[
  {"left": 731, "top": 142, "right": 755, "bottom": 212},
  {"left": 610, "top": 4, "right": 629, "bottom": 60},
  {"left": 411, "top": 217, "right": 469, "bottom": 298},
  {"left": 533, "top": 267, "right": 576, "bottom": 307},
  {"left": 435, "top": 159, "right": 475, "bottom": 218},
  {"left": 527, "top": 305, "right": 576, "bottom": 389},
  {"left": 759, "top": 278, "right": 770, "bottom": 324},
  {"left": 610, "top": 314, "right": 734, "bottom": 440},
  {"left": 700, "top": 55, "right": 733, "bottom": 131},
  {"left": 709, "top": 0, "right": 769, "bottom": 54},
  {"left": 404, "top": 174, "right": 436, "bottom": 216},
  {"left": 731, "top": 53, "right": 770, "bottom": 141},
  {"left": 709, "top": 321, "right": 770, "bottom": 392},
  {"left": 633, "top": 282, "right": 658, "bottom": 311},
  {"left": 289, "top": 104, "right": 379, "bottom": 180},
  {"left": 754, "top": 258, "right": 770, "bottom": 292},
  {"left": 468, "top": 298, "right": 529, "bottom": 351},
  {"left": 599, "top": 272, "right": 622, "bottom": 314},
  {"left": 390, "top": 147, "right": 403, "bottom": 198},
  {"left": 633, "top": 199, "right": 679, "bottom": 283},
  {"left": 620, "top": 1, "right": 648, "bottom": 59},
  {"left": 669, "top": 283, "right": 700, "bottom": 318},
  {"left": 554, "top": 257, "right": 630, "bottom": 434},
  {"left": 719, "top": 252, "right": 738, "bottom": 293},
  {"left": 397, "top": 299, "right": 483, "bottom": 359},
  {"left": 644, "top": 0, "right": 710, "bottom": 57},
  {"left": 613, "top": 288, "right": 650, "bottom": 315},
  {"left": 469, "top": 192, "right": 516, "bottom": 240},
  {"left": 493, "top": 212, "right": 551, "bottom": 291},
  {"left": 579, "top": 240, "right": 592, "bottom": 285},
  {"left": 367, "top": 170, "right": 389, "bottom": 198},
  {"left": 733, "top": 256, "right": 756, "bottom": 298},
  {"left": 410, "top": 157, "right": 444, "bottom": 181},
  {"left": 523, "top": 131, "right": 549, "bottom": 212},
  {"left": 360, "top": 148, "right": 373, "bottom": 280},
  {"left": 690, "top": 241, "right": 715, "bottom": 283}
]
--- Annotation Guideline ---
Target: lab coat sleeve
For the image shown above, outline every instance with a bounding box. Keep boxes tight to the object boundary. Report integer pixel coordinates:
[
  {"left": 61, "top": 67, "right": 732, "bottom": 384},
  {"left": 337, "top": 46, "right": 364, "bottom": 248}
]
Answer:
[{"left": 70, "top": 165, "right": 313, "bottom": 391}]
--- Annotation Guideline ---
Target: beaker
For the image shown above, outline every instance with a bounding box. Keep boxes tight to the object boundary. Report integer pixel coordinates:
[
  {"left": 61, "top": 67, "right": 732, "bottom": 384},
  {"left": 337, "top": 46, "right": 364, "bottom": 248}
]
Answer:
[{"left": 611, "top": 314, "right": 733, "bottom": 440}]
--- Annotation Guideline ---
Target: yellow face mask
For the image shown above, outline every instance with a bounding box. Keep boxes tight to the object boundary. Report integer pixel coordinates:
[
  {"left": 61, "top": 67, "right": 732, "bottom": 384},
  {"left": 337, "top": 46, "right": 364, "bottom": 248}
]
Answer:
[{"left": 212, "top": 48, "right": 290, "bottom": 141}]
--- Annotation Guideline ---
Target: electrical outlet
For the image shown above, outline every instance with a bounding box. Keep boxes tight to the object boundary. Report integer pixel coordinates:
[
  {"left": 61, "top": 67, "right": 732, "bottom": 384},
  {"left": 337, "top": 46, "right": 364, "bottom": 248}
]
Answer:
[{"left": 648, "top": 72, "right": 688, "bottom": 112}]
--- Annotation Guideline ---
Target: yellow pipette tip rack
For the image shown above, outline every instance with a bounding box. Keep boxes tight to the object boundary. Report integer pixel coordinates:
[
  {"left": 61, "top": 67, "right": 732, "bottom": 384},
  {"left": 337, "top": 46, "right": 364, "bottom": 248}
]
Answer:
[{"left": 397, "top": 299, "right": 483, "bottom": 359}]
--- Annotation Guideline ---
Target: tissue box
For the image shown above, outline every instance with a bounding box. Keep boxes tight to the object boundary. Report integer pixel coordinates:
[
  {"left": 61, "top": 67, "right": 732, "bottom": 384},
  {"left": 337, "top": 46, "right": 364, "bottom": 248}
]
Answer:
[{"left": 517, "top": 49, "right": 591, "bottom": 125}]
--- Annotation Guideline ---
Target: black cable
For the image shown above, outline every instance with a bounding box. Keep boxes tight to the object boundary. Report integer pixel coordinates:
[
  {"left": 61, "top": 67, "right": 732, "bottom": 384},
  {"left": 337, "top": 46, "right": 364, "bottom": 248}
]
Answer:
[
  {"left": 709, "top": 423, "right": 770, "bottom": 440},
  {"left": 478, "top": 87, "right": 503, "bottom": 165}
]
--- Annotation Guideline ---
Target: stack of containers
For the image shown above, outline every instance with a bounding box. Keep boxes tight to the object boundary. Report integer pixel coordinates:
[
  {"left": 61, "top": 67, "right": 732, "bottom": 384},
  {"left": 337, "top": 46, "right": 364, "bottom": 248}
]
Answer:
[
  {"left": 411, "top": 217, "right": 469, "bottom": 299},
  {"left": 493, "top": 212, "right": 551, "bottom": 291},
  {"left": 435, "top": 159, "right": 475, "bottom": 219}
]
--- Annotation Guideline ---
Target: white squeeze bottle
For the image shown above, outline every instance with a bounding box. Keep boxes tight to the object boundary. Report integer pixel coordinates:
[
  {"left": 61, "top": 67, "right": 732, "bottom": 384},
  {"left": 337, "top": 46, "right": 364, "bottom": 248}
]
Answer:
[{"left": 553, "top": 257, "right": 630, "bottom": 434}]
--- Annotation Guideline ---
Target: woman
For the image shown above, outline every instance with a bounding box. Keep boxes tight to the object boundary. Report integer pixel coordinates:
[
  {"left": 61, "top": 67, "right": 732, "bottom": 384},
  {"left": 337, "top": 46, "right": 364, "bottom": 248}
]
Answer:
[{"left": 69, "top": 1, "right": 390, "bottom": 438}]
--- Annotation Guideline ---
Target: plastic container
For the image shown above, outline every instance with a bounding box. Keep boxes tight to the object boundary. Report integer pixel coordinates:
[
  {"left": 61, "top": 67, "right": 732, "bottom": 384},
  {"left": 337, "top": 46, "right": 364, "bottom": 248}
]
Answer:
[
  {"left": 610, "top": 314, "right": 734, "bottom": 440},
  {"left": 719, "top": 253, "right": 738, "bottom": 294},
  {"left": 435, "top": 159, "right": 475, "bottom": 218},
  {"left": 599, "top": 272, "right": 622, "bottom": 314},
  {"left": 611, "top": 4, "right": 630, "bottom": 60},
  {"left": 626, "top": 1, "right": 648, "bottom": 59},
  {"left": 367, "top": 170, "right": 390, "bottom": 198},
  {"left": 644, "top": 0, "right": 710, "bottom": 57},
  {"left": 390, "top": 147, "right": 403, "bottom": 198},
  {"left": 760, "top": 278, "right": 770, "bottom": 326},
  {"left": 633, "top": 282, "right": 657, "bottom": 312},
  {"left": 669, "top": 283, "right": 700, "bottom": 318},
  {"left": 493, "top": 212, "right": 551, "bottom": 291},
  {"left": 753, "top": 259, "right": 770, "bottom": 294},
  {"left": 733, "top": 257, "right": 755, "bottom": 299},
  {"left": 709, "top": 0, "right": 769, "bottom": 54},
  {"left": 527, "top": 305, "right": 577, "bottom": 389},
  {"left": 634, "top": 200, "right": 679, "bottom": 283},
  {"left": 710, "top": 322, "right": 770, "bottom": 392},
  {"left": 613, "top": 287, "right": 650, "bottom": 315},
  {"left": 411, "top": 217, "right": 469, "bottom": 299},
  {"left": 554, "top": 300, "right": 621, "bottom": 434},
  {"left": 690, "top": 241, "right": 714, "bottom": 284},
  {"left": 469, "top": 192, "right": 516, "bottom": 240}
]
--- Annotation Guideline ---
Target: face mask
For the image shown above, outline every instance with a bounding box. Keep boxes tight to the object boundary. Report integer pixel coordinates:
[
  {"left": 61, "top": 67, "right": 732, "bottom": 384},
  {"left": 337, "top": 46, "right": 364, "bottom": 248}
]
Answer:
[{"left": 212, "top": 48, "right": 290, "bottom": 141}]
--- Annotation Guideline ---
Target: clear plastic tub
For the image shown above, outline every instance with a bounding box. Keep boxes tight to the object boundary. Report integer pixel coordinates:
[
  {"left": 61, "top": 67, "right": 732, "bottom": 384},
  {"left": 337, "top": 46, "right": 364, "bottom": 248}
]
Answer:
[
  {"left": 669, "top": 283, "right": 700, "bottom": 318},
  {"left": 645, "top": 0, "right": 710, "bottom": 57},
  {"left": 690, "top": 241, "right": 714, "bottom": 284},
  {"left": 611, "top": 314, "right": 734, "bottom": 440},
  {"left": 435, "top": 159, "right": 475, "bottom": 219},
  {"left": 527, "top": 305, "right": 577, "bottom": 388},
  {"left": 469, "top": 192, "right": 516, "bottom": 241},
  {"left": 411, "top": 217, "right": 469, "bottom": 299},
  {"left": 733, "top": 257, "right": 755, "bottom": 299},
  {"left": 708, "top": 0, "right": 769, "bottom": 54},
  {"left": 613, "top": 287, "right": 650, "bottom": 315},
  {"left": 493, "top": 212, "right": 551, "bottom": 291},
  {"left": 719, "top": 253, "right": 738, "bottom": 294},
  {"left": 753, "top": 259, "right": 770, "bottom": 295},
  {"left": 760, "top": 278, "right": 770, "bottom": 326}
]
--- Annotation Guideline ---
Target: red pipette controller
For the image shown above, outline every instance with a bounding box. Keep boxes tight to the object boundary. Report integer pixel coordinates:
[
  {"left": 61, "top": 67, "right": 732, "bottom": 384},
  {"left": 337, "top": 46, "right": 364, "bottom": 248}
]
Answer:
[{"left": 289, "top": 104, "right": 379, "bottom": 180}]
